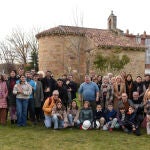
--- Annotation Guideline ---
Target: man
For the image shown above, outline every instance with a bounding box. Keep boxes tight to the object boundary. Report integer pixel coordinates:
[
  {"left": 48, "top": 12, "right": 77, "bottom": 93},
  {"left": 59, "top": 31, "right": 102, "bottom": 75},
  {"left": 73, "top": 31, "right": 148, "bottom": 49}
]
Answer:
[
  {"left": 131, "top": 91, "right": 144, "bottom": 124},
  {"left": 143, "top": 74, "right": 150, "bottom": 89},
  {"left": 25, "top": 71, "right": 36, "bottom": 124},
  {"left": 16, "top": 67, "right": 25, "bottom": 79},
  {"left": 78, "top": 75, "right": 99, "bottom": 110},
  {"left": 66, "top": 75, "right": 77, "bottom": 104},
  {"left": 42, "top": 90, "right": 61, "bottom": 128},
  {"left": 54, "top": 78, "right": 68, "bottom": 109},
  {"left": 117, "top": 93, "right": 133, "bottom": 112},
  {"left": 133, "top": 76, "right": 146, "bottom": 101},
  {"left": 132, "top": 92, "right": 143, "bottom": 108},
  {"left": 43, "top": 71, "right": 56, "bottom": 100}
]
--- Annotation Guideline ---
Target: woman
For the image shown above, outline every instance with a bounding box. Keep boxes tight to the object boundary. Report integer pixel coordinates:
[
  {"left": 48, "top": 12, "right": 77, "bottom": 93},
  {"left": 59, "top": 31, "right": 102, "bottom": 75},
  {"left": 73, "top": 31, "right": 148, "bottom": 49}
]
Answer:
[
  {"left": 13, "top": 75, "right": 32, "bottom": 126},
  {"left": 52, "top": 101, "right": 68, "bottom": 129},
  {"left": 7, "top": 70, "right": 17, "bottom": 124},
  {"left": 0, "top": 74, "right": 8, "bottom": 125},
  {"left": 125, "top": 74, "right": 134, "bottom": 100},
  {"left": 113, "top": 75, "right": 126, "bottom": 110},
  {"left": 67, "top": 100, "right": 80, "bottom": 127},
  {"left": 100, "top": 76, "right": 114, "bottom": 110}
]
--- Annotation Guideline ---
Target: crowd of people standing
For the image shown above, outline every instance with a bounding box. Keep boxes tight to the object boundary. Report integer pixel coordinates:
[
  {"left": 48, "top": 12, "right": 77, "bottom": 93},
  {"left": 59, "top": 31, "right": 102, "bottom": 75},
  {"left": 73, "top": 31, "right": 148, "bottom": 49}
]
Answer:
[{"left": 0, "top": 68, "right": 150, "bottom": 136}]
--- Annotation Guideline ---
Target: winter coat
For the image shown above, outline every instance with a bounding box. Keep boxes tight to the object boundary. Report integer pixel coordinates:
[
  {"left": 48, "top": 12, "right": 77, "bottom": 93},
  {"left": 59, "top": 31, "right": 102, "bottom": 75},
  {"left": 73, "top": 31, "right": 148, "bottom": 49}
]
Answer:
[
  {"left": 42, "top": 96, "right": 61, "bottom": 116},
  {"left": 52, "top": 107, "right": 68, "bottom": 122},
  {"left": 116, "top": 111, "right": 126, "bottom": 126},
  {"left": 6, "top": 77, "right": 17, "bottom": 106},
  {"left": 34, "top": 81, "right": 44, "bottom": 108},
  {"left": 93, "top": 109, "right": 105, "bottom": 120},
  {"left": 79, "top": 107, "right": 93, "bottom": 123},
  {"left": 0, "top": 81, "right": 8, "bottom": 108},
  {"left": 105, "top": 109, "right": 117, "bottom": 122},
  {"left": 124, "top": 111, "right": 138, "bottom": 127}
]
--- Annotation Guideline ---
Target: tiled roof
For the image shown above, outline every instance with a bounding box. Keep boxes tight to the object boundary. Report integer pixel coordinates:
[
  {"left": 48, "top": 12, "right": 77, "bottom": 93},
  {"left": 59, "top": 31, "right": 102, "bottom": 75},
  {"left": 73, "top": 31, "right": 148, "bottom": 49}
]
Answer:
[{"left": 36, "top": 25, "right": 145, "bottom": 49}]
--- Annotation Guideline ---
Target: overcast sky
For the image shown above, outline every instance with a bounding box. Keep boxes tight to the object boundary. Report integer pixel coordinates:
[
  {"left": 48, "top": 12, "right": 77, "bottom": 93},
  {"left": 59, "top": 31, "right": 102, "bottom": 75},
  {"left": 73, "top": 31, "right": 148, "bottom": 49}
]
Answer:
[{"left": 0, "top": 0, "right": 150, "bottom": 40}]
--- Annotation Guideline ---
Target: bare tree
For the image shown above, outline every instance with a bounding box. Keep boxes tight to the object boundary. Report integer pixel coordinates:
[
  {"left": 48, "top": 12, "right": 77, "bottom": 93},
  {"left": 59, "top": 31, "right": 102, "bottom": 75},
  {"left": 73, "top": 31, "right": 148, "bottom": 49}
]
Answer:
[
  {"left": 55, "top": 9, "right": 95, "bottom": 82},
  {"left": 0, "top": 27, "right": 40, "bottom": 72},
  {"left": 0, "top": 41, "right": 16, "bottom": 72},
  {"left": 7, "top": 27, "right": 31, "bottom": 65}
]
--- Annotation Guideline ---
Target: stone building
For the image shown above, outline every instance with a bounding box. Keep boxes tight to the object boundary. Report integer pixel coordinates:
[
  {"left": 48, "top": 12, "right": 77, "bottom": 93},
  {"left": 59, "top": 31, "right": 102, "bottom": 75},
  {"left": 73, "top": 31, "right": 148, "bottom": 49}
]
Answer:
[{"left": 36, "top": 11, "right": 146, "bottom": 81}]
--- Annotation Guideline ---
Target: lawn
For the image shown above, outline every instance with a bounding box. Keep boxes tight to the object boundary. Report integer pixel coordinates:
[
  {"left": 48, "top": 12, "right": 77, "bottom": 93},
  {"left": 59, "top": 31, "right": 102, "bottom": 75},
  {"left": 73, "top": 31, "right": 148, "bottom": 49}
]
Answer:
[{"left": 0, "top": 123, "right": 149, "bottom": 150}]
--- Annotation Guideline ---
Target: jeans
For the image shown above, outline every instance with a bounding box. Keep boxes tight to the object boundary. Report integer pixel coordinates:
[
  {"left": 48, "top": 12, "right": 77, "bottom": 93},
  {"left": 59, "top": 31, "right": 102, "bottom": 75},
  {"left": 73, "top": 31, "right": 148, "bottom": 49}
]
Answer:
[
  {"left": 103, "top": 118, "right": 119, "bottom": 130},
  {"left": 28, "top": 98, "right": 35, "bottom": 122},
  {"left": 68, "top": 114, "right": 80, "bottom": 126},
  {"left": 16, "top": 98, "right": 28, "bottom": 126},
  {"left": 44, "top": 115, "right": 52, "bottom": 128},
  {"left": 52, "top": 114, "right": 64, "bottom": 129}
]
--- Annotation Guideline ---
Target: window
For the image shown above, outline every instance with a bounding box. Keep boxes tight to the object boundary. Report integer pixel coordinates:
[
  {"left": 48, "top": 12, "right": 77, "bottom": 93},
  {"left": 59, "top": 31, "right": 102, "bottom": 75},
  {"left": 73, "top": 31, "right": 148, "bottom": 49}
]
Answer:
[
  {"left": 145, "top": 39, "right": 150, "bottom": 47},
  {"left": 145, "top": 48, "right": 150, "bottom": 64}
]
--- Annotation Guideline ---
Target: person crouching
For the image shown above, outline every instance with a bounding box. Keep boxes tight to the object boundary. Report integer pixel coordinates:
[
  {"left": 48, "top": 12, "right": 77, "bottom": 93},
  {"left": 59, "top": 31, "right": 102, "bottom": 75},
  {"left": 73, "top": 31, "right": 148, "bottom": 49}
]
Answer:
[
  {"left": 103, "top": 103, "right": 119, "bottom": 132},
  {"left": 124, "top": 105, "right": 141, "bottom": 136},
  {"left": 51, "top": 101, "right": 68, "bottom": 130},
  {"left": 79, "top": 101, "right": 93, "bottom": 130}
]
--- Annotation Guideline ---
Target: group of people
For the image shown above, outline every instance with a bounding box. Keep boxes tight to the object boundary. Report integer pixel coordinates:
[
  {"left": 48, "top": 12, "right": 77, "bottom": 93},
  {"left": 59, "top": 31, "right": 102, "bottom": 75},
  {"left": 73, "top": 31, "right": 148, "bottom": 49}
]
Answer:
[
  {"left": 0, "top": 68, "right": 150, "bottom": 136},
  {"left": 78, "top": 73, "right": 150, "bottom": 135}
]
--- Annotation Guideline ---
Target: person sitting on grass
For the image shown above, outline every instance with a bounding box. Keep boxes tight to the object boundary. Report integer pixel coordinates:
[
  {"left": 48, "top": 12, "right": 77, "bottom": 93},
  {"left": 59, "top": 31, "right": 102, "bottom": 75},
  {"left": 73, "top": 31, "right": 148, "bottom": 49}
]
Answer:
[
  {"left": 42, "top": 90, "right": 61, "bottom": 128},
  {"left": 67, "top": 100, "right": 80, "bottom": 127},
  {"left": 93, "top": 104, "right": 105, "bottom": 129},
  {"left": 79, "top": 101, "right": 93, "bottom": 129},
  {"left": 116, "top": 105, "right": 128, "bottom": 132},
  {"left": 51, "top": 101, "right": 68, "bottom": 130},
  {"left": 103, "top": 103, "right": 119, "bottom": 132},
  {"left": 124, "top": 105, "right": 141, "bottom": 136}
]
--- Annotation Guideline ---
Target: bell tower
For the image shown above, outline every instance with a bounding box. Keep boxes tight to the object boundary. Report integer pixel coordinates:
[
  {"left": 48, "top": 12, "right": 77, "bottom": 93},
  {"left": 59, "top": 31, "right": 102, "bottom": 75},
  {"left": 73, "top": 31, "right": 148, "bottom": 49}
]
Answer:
[{"left": 108, "top": 11, "right": 117, "bottom": 30}]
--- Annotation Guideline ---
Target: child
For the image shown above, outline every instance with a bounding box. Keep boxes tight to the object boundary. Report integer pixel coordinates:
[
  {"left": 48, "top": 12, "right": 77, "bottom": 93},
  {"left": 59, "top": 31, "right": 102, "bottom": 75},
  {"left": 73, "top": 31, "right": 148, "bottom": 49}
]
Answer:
[
  {"left": 93, "top": 104, "right": 105, "bottom": 129},
  {"left": 67, "top": 100, "right": 80, "bottom": 127},
  {"left": 116, "top": 105, "right": 128, "bottom": 132},
  {"left": 79, "top": 101, "right": 93, "bottom": 129},
  {"left": 52, "top": 101, "right": 68, "bottom": 129},
  {"left": 124, "top": 105, "right": 141, "bottom": 136},
  {"left": 103, "top": 103, "right": 118, "bottom": 131}
]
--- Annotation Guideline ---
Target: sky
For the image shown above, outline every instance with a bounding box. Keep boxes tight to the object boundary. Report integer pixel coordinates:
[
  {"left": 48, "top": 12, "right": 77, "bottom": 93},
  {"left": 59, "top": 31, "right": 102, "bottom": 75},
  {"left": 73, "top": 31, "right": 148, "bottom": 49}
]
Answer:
[{"left": 0, "top": 0, "right": 150, "bottom": 40}]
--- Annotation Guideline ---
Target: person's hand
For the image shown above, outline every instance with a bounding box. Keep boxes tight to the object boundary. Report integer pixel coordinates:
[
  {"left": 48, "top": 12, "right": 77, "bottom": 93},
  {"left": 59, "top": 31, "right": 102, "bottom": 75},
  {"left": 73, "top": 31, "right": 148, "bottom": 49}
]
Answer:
[
  {"left": 57, "top": 114, "right": 63, "bottom": 119},
  {"left": 68, "top": 88, "right": 72, "bottom": 92},
  {"left": 96, "top": 97, "right": 99, "bottom": 101},
  {"left": 122, "top": 125, "right": 125, "bottom": 129}
]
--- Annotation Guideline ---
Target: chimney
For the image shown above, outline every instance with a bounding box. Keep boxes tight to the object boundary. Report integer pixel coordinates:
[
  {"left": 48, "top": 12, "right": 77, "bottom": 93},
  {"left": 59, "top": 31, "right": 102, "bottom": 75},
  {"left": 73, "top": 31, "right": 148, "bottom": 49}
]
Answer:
[
  {"left": 143, "top": 31, "right": 146, "bottom": 38},
  {"left": 126, "top": 29, "right": 129, "bottom": 35}
]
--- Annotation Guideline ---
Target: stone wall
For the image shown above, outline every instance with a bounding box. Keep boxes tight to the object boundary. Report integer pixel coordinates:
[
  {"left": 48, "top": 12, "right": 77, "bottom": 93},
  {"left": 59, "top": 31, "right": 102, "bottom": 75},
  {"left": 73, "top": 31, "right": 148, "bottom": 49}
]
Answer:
[
  {"left": 90, "top": 48, "right": 145, "bottom": 79},
  {"left": 38, "top": 35, "right": 88, "bottom": 79},
  {"left": 38, "top": 35, "right": 145, "bottom": 81}
]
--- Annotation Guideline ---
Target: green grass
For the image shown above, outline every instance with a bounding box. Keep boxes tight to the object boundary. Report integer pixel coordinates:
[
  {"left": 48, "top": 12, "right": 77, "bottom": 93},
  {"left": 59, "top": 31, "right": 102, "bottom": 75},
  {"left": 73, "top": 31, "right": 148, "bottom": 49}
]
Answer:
[{"left": 0, "top": 123, "right": 149, "bottom": 150}]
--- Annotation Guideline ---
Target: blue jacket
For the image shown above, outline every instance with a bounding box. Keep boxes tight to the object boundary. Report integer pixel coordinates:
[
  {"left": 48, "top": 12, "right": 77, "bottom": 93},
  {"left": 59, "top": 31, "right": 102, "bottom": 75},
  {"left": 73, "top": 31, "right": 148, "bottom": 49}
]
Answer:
[{"left": 105, "top": 109, "right": 117, "bottom": 122}]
